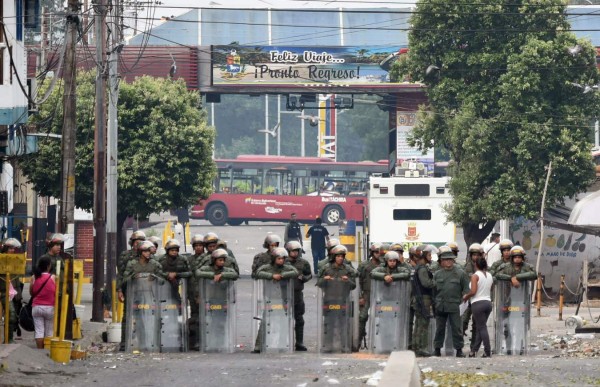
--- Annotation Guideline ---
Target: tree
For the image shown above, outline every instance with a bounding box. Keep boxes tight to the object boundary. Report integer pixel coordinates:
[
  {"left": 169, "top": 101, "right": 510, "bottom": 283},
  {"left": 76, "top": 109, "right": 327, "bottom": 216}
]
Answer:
[
  {"left": 21, "top": 71, "right": 216, "bottom": 245},
  {"left": 391, "top": 0, "right": 600, "bottom": 245}
]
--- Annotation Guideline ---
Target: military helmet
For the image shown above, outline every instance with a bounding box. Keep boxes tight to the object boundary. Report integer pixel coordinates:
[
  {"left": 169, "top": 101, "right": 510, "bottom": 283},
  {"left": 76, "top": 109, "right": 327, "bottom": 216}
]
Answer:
[
  {"left": 138, "top": 241, "right": 154, "bottom": 252},
  {"left": 468, "top": 243, "right": 484, "bottom": 255},
  {"left": 47, "top": 233, "right": 66, "bottom": 247},
  {"left": 510, "top": 245, "right": 526, "bottom": 258},
  {"left": 211, "top": 248, "right": 229, "bottom": 264},
  {"left": 499, "top": 239, "right": 514, "bottom": 251},
  {"left": 370, "top": 242, "right": 382, "bottom": 252},
  {"left": 423, "top": 244, "right": 438, "bottom": 254},
  {"left": 270, "top": 247, "right": 289, "bottom": 264},
  {"left": 164, "top": 239, "right": 181, "bottom": 251},
  {"left": 191, "top": 234, "right": 204, "bottom": 246},
  {"left": 438, "top": 245, "right": 456, "bottom": 260},
  {"left": 129, "top": 230, "right": 146, "bottom": 242},
  {"left": 203, "top": 232, "right": 219, "bottom": 245},
  {"left": 389, "top": 242, "right": 404, "bottom": 253},
  {"left": 330, "top": 245, "right": 348, "bottom": 257},
  {"left": 217, "top": 239, "right": 228, "bottom": 249},
  {"left": 285, "top": 240, "right": 302, "bottom": 252},
  {"left": 263, "top": 234, "right": 281, "bottom": 248},
  {"left": 327, "top": 238, "right": 341, "bottom": 251},
  {"left": 147, "top": 236, "right": 161, "bottom": 248},
  {"left": 379, "top": 243, "right": 391, "bottom": 255},
  {"left": 383, "top": 251, "right": 400, "bottom": 263},
  {"left": 446, "top": 241, "right": 459, "bottom": 252},
  {"left": 3, "top": 238, "right": 22, "bottom": 249}
]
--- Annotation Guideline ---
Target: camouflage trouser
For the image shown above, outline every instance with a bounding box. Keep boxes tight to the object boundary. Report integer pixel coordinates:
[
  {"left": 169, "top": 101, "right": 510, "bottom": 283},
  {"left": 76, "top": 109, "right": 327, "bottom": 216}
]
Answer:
[
  {"left": 434, "top": 310, "right": 464, "bottom": 350},
  {"left": 358, "top": 291, "right": 370, "bottom": 340},
  {"left": 120, "top": 294, "right": 127, "bottom": 348},
  {"left": 461, "top": 303, "right": 476, "bottom": 344},
  {"left": 294, "top": 292, "right": 305, "bottom": 345},
  {"left": 408, "top": 305, "right": 415, "bottom": 349},
  {"left": 412, "top": 296, "right": 432, "bottom": 354}
]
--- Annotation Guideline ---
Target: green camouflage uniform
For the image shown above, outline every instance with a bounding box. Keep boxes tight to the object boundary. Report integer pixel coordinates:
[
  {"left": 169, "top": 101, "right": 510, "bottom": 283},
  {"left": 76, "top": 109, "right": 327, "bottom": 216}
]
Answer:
[
  {"left": 357, "top": 258, "right": 381, "bottom": 342},
  {"left": 316, "top": 262, "right": 357, "bottom": 289},
  {"left": 251, "top": 251, "right": 271, "bottom": 279},
  {"left": 198, "top": 254, "right": 239, "bottom": 275},
  {"left": 287, "top": 256, "right": 312, "bottom": 347},
  {"left": 371, "top": 264, "right": 411, "bottom": 281},
  {"left": 412, "top": 263, "right": 434, "bottom": 356},
  {"left": 196, "top": 264, "right": 239, "bottom": 281},
  {"left": 494, "top": 261, "right": 537, "bottom": 282},
  {"left": 489, "top": 258, "right": 511, "bottom": 278},
  {"left": 254, "top": 262, "right": 299, "bottom": 351},
  {"left": 461, "top": 258, "right": 476, "bottom": 338},
  {"left": 433, "top": 264, "right": 470, "bottom": 352}
]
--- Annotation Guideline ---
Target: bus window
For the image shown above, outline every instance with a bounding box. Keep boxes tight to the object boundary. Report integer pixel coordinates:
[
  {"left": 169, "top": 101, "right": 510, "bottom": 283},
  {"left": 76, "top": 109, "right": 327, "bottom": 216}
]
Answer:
[
  {"left": 393, "top": 209, "right": 432, "bottom": 220},
  {"left": 394, "top": 184, "right": 430, "bottom": 196}
]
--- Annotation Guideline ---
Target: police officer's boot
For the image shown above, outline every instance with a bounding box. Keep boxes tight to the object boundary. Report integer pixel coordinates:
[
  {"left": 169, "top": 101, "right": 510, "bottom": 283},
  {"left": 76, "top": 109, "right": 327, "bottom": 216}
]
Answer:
[
  {"left": 433, "top": 348, "right": 441, "bottom": 357},
  {"left": 295, "top": 331, "right": 307, "bottom": 351},
  {"left": 456, "top": 349, "right": 466, "bottom": 358}
]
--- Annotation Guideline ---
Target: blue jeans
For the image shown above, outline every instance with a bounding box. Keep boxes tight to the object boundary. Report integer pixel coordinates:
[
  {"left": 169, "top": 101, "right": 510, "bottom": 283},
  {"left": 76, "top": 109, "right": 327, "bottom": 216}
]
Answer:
[{"left": 312, "top": 248, "right": 326, "bottom": 274}]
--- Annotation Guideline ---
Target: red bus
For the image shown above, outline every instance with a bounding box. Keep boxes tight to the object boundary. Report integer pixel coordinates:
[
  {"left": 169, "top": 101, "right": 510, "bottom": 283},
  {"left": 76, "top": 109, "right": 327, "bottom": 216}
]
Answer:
[{"left": 191, "top": 155, "right": 389, "bottom": 226}]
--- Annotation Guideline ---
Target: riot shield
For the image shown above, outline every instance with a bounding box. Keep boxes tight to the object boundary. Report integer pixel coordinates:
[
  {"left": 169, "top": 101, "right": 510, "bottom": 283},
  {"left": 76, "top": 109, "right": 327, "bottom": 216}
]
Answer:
[
  {"left": 317, "top": 279, "right": 353, "bottom": 353},
  {"left": 257, "top": 279, "right": 294, "bottom": 353},
  {"left": 494, "top": 280, "right": 531, "bottom": 355},
  {"left": 199, "top": 279, "right": 236, "bottom": 353},
  {"left": 158, "top": 278, "right": 188, "bottom": 352},
  {"left": 369, "top": 280, "right": 411, "bottom": 354},
  {"left": 125, "top": 274, "right": 161, "bottom": 352}
]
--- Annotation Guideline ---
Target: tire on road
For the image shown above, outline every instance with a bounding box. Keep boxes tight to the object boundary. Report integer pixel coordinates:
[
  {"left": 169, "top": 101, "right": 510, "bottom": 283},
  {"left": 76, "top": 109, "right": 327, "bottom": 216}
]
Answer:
[
  {"left": 227, "top": 219, "right": 244, "bottom": 226},
  {"left": 322, "top": 205, "right": 345, "bottom": 226},
  {"left": 206, "top": 203, "right": 228, "bottom": 226}
]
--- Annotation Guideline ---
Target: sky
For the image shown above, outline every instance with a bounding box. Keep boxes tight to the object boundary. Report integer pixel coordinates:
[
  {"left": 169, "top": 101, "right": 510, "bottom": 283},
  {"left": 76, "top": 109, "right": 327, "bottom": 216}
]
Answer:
[{"left": 154, "top": 0, "right": 418, "bottom": 20}]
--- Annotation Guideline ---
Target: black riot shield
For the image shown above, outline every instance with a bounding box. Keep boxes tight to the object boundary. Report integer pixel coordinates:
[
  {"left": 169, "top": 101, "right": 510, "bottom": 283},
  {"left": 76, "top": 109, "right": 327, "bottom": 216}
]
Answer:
[
  {"left": 158, "top": 278, "right": 188, "bottom": 353},
  {"left": 199, "top": 279, "right": 236, "bottom": 353},
  {"left": 494, "top": 280, "right": 531, "bottom": 355},
  {"left": 257, "top": 279, "right": 294, "bottom": 354},
  {"left": 125, "top": 274, "right": 161, "bottom": 352},
  {"left": 369, "top": 280, "right": 411, "bottom": 354},
  {"left": 318, "top": 279, "right": 353, "bottom": 353}
]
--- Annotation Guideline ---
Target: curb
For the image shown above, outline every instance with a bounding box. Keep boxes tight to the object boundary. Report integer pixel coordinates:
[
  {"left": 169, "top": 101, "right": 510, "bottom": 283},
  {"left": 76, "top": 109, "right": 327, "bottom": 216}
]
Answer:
[{"left": 379, "top": 351, "right": 420, "bottom": 387}]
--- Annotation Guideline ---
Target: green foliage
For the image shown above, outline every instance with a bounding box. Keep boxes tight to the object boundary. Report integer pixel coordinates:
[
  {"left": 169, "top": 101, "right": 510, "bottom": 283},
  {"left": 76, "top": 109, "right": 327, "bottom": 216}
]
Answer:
[
  {"left": 22, "top": 72, "right": 215, "bottom": 220},
  {"left": 391, "top": 0, "right": 600, "bottom": 236}
]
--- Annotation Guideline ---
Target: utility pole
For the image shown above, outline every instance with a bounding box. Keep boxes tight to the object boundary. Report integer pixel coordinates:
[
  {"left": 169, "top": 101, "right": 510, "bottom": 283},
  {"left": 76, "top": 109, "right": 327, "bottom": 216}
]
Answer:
[
  {"left": 106, "top": 0, "right": 122, "bottom": 314},
  {"left": 59, "top": 0, "right": 79, "bottom": 234},
  {"left": 92, "top": 0, "right": 108, "bottom": 322}
]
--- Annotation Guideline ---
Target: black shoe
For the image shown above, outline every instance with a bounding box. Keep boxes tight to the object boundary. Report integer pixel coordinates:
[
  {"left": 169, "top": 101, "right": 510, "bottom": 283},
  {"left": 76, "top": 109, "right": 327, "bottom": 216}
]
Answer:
[
  {"left": 456, "top": 349, "right": 466, "bottom": 358},
  {"left": 252, "top": 349, "right": 261, "bottom": 354},
  {"left": 415, "top": 350, "right": 431, "bottom": 358},
  {"left": 468, "top": 351, "right": 476, "bottom": 358},
  {"left": 482, "top": 352, "right": 491, "bottom": 358},
  {"left": 295, "top": 344, "right": 307, "bottom": 351},
  {"left": 433, "top": 348, "right": 441, "bottom": 357},
  {"left": 118, "top": 343, "right": 126, "bottom": 352}
]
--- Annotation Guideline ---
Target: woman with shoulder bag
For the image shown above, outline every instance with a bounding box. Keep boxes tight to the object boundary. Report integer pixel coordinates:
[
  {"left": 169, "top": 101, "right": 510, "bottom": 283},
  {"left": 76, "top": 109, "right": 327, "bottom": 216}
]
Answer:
[
  {"left": 462, "top": 256, "right": 494, "bottom": 358},
  {"left": 29, "top": 256, "right": 56, "bottom": 349}
]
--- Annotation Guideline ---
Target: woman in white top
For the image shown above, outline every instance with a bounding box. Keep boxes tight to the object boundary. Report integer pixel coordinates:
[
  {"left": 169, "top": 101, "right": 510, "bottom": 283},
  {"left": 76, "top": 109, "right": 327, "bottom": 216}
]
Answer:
[{"left": 463, "top": 256, "right": 494, "bottom": 358}]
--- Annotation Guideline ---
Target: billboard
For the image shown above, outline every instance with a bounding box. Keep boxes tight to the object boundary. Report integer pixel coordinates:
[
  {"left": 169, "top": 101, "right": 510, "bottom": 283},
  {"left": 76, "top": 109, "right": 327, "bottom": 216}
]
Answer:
[
  {"left": 211, "top": 45, "right": 406, "bottom": 87},
  {"left": 396, "top": 112, "right": 434, "bottom": 176}
]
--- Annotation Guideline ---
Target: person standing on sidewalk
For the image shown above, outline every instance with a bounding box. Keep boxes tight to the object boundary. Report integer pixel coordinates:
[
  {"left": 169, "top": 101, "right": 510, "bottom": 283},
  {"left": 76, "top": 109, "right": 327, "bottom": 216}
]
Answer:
[
  {"left": 432, "top": 246, "right": 471, "bottom": 358},
  {"left": 30, "top": 256, "right": 56, "bottom": 349},
  {"left": 285, "top": 241, "right": 312, "bottom": 351},
  {"left": 284, "top": 213, "right": 303, "bottom": 250},
  {"left": 463, "top": 255, "right": 494, "bottom": 358},
  {"left": 305, "top": 217, "right": 330, "bottom": 274}
]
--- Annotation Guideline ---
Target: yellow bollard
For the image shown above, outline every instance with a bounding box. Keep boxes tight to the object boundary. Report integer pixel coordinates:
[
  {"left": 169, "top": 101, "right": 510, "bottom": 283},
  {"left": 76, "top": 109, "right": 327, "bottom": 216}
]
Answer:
[
  {"left": 163, "top": 220, "right": 173, "bottom": 247},
  {"left": 185, "top": 223, "right": 191, "bottom": 246},
  {"left": 559, "top": 274, "right": 565, "bottom": 321},
  {"left": 53, "top": 272, "right": 60, "bottom": 337},
  {"left": 117, "top": 299, "right": 124, "bottom": 323},
  {"left": 4, "top": 273, "right": 9, "bottom": 344},
  {"left": 112, "top": 279, "right": 117, "bottom": 323},
  {"left": 59, "top": 294, "right": 69, "bottom": 341}
]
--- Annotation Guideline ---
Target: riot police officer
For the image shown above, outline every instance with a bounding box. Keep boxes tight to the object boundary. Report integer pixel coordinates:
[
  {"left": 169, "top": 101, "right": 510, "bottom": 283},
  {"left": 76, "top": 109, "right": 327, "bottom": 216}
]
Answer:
[
  {"left": 197, "top": 249, "right": 239, "bottom": 282},
  {"left": 495, "top": 246, "right": 537, "bottom": 285},
  {"left": 251, "top": 234, "right": 281, "bottom": 278},
  {"left": 357, "top": 243, "right": 383, "bottom": 347},
  {"left": 317, "top": 245, "right": 357, "bottom": 288},
  {"left": 187, "top": 234, "right": 204, "bottom": 350},
  {"left": 432, "top": 246, "right": 470, "bottom": 357},
  {"left": 489, "top": 239, "right": 514, "bottom": 277},
  {"left": 285, "top": 240, "right": 312, "bottom": 351},
  {"left": 39, "top": 233, "right": 67, "bottom": 276},
  {"left": 371, "top": 251, "right": 411, "bottom": 282},
  {"left": 253, "top": 247, "right": 299, "bottom": 353},
  {"left": 411, "top": 244, "right": 434, "bottom": 357},
  {"left": 158, "top": 239, "right": 192, "bottom": 284},
  {"left": 147, "top": 236, "right": 162, "bottom": 256}
]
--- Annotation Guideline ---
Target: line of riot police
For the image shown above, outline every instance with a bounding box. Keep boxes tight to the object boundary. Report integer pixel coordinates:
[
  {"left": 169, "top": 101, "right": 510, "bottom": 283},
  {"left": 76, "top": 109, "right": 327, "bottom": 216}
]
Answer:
[{"left": 116, "top": 230, "right": 537, "bottom": 357}]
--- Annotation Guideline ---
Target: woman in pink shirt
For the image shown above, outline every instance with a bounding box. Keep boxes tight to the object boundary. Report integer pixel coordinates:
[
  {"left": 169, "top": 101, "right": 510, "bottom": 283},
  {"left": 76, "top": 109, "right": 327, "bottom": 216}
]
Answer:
[{"left": 29, "top": 256, "right": 56, "bottom": 349}]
